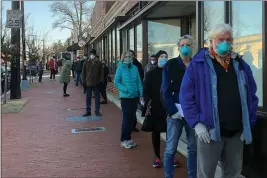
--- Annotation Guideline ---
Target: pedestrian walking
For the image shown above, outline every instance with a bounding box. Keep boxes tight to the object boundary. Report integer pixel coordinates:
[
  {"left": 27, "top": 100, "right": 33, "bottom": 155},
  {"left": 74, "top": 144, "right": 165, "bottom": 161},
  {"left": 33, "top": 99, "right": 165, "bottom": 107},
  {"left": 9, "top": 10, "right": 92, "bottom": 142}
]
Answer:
[
  {"left": 142, "top": 50, "right": 168, "bottom": 168},
  {"left": 59, "top": 60, "right": 73, "bottom": 97},
  {"left": 129, "top": 50, "right": 144, "bottom": 132},
  {"left": 38, "top": 61, "right": 44, "bottom": 83},
  {"left": 82, "top": 49, "right": 104, "bottom": 117},
  {"left": 161, "top": 35, "right": 197, "bottom": 178},
  {"left": 100, "top": 59, "right": 110, "bottom": 104},
  {"left": 49, "top": 56, "right": 57, "bottom": 80},
  {"left": 180, "top": 23, "right": 259, "bottom": 178},
  {"left": 114, "top": 51, "right": 144, "bottom": 149}
]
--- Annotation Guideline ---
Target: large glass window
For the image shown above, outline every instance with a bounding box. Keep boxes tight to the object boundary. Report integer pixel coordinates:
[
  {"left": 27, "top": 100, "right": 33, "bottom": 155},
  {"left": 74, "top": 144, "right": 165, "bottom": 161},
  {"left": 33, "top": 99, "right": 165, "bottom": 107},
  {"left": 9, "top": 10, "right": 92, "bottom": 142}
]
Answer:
[
  {"left": 148, "top": 19, "right": 181, "bottom": 59},
  {"left": 116, "top": 28, "right": 120, "bottom": 68},
  {"left": 129, "top": 27, "right": 134, "bottom": 51},
  {"left": 136, "top": 24, "right": 143, "bottom": 63},
  {"left": 112, "top": 29, "right": 116, "bottom": 74},
  {"left": 232, "top": 1, "right": 263, "bottom": 106},
  {"left": 203, "top": 1, "right": 225, "bottom": 47},
  {"left": 108, "top": 32, "right": 112, "bottom": 71},
  {"left": 101, "top": 39, "right": 104, "bottom": 60}
]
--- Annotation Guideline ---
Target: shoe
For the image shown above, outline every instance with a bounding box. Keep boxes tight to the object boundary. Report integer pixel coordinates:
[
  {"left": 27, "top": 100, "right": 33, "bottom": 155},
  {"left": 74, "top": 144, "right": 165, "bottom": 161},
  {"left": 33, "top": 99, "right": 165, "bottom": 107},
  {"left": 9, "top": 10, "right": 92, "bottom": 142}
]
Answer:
[
  {"left": 83, "top": 112, "right": 91, "bottom": 117},
  {"left": 128, "top": 139, "right": 137, "bottom": 147},
  {"left": 120, "top": 140, "right": 132, "bottom": 149},
  {"left": 100, "top": 101, "right": 108, "bottom": 104},
  {"left": 174, "top": 157, "right": 181, "bottom": 167},
  {"left": 153, "top": 157, "right": 161, "bottom": 168},
  {"left": 133, "top": 128, "right": 139, "bottom": 132},
  {"left": 63, "top": 94, "right": 70, "bottom": 97},
  {"left": 95, "top": 112, "right": 102, "bottom": 116}
]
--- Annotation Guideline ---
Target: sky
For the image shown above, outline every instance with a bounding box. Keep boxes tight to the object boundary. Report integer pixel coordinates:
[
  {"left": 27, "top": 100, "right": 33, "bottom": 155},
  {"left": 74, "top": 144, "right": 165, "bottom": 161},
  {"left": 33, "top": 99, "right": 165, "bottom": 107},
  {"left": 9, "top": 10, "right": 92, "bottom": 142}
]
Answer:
[{"left": 2, "top": 1, "right": 76, "bottom": 46}]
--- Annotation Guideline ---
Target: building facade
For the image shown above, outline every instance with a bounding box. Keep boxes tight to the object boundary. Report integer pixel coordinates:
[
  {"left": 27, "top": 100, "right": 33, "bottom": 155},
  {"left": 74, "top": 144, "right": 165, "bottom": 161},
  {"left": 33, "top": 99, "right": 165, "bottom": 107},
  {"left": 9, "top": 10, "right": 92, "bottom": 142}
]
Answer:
[{"left": 88, "top": 1, "right": 267, "bottom": 177}]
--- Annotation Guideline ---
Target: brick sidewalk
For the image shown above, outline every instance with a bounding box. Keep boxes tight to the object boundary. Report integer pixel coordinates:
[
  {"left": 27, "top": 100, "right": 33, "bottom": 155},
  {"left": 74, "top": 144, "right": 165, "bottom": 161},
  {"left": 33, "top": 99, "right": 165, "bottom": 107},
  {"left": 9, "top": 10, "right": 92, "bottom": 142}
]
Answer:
[{"left": 2, "top": 76, "right": 188, "bottom": 178}]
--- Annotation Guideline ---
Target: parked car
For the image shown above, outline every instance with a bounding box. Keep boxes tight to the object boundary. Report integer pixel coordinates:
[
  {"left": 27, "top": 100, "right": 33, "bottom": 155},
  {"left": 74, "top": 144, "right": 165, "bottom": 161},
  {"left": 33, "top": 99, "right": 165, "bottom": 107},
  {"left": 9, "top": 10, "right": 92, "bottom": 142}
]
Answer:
[{"left": 1, "top": 66, "right": 11, "bottom": 94}]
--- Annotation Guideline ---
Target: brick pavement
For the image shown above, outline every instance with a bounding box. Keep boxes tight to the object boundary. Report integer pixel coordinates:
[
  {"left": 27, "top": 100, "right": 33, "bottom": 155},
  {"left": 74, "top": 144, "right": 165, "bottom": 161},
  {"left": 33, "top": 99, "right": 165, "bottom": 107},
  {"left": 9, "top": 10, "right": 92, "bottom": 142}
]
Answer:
[{"left": 2, "top": 75, "right": 188, "bottom": 178}]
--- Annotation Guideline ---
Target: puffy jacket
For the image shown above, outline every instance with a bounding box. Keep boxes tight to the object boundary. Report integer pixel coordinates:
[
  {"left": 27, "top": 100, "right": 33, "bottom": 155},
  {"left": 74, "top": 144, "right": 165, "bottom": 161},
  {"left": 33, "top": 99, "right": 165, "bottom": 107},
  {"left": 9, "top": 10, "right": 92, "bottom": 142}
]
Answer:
[
  {"left": 59, "top": 60, "right": 73, "bottom": 84},
  {"left": 114, "top": 62, "right": 143, "bottom": 98}
]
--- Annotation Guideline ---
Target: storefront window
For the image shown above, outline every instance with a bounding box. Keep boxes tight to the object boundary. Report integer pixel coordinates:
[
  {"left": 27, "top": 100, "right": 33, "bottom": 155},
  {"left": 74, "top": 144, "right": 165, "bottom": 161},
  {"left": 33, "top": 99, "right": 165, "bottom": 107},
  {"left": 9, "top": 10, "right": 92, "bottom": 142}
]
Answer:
[
  {"left": 116, "top": 28, "right": 120, "bottom": 68},
  {"left": 232, "top": 1, "right": 263, "bottom": 106},
  {"left": 109, "top": 32, "right": 112, "bottom": 71},
  {"left": 136, "top": 24, "right": 143, "bottom": 63},
  {"left": 148, "top": 19, "right": 181, "bottom": 59},
  {"left": 112, "top": 29, "right": 116, "bottom": 74},
  {"left": 101, "top": 39, "right": 104, "bottom": 60},
  {"left": 129, "top": 27, "right": 134, "bottom": 51},
  {"left": 203, "top": 1, "right": 225, "bottom": 47}
]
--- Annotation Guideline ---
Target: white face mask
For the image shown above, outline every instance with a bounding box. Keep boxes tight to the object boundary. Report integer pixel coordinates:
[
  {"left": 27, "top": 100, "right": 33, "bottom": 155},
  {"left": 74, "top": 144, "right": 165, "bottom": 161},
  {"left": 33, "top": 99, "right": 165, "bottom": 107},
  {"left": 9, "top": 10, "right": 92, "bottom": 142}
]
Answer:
[
  {"left": 151, "top": 61, "right": 156, "bottom": 65},
  {"left": 90, "top": 55, "right": 95, "bottom": 59}
]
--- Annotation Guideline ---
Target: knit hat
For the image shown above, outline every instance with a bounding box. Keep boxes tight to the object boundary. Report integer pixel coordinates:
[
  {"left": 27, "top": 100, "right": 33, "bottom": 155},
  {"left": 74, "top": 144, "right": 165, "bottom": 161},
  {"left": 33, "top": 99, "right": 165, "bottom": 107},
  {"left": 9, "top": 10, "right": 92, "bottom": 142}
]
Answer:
[
  {"left": 90, "top": 49, "right": 96, "bottom": 55},
  {"left": 156, "top": 50, "right": 168, "bottom": 59}
]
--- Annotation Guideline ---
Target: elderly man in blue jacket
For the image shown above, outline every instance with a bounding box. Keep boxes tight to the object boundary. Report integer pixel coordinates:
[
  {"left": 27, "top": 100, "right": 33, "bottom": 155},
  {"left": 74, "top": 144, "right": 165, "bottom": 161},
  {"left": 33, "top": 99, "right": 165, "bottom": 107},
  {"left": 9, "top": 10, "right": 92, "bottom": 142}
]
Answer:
[
  {"left": 180, "top": 23, "right": 258, "bottom": 178},
  {"left": 161, "top": 35, "right": 197, "bottom": 178}
]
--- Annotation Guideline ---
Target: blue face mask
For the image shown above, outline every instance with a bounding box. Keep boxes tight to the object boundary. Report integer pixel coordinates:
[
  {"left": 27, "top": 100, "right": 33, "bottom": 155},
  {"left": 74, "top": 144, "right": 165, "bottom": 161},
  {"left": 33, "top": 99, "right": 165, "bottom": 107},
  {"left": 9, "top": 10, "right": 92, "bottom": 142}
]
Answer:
[
  {"left": 180, "top": 45, "right": 192, "bottom": 57},
  {"left": 123, "top": 58, "right": 132, "bottom": 64},
  {"left": 158, "top": 58, "right": 167, "bottom": 68},
  {"left": 216, "top": 41, "right": 230, "bottom": 56}
]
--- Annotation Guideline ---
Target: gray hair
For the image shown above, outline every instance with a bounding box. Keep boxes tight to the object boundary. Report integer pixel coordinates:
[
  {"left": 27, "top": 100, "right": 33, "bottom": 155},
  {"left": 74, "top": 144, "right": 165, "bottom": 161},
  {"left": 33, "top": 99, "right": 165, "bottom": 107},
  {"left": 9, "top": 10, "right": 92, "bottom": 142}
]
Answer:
[
  {"left": 177, "top": 35, "right": 194, "bottom": 47},
  {"left": 208, "top": 23, "right": 233, "bottom": 40}
]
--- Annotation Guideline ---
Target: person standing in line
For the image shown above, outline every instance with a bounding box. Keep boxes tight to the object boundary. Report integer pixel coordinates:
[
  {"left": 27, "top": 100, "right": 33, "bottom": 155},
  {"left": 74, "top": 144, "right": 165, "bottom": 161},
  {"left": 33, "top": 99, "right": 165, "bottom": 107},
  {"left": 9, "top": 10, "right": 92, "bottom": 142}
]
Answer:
[
  {"left": 59, "top": 60, "right": 73, "bottom": 97},
  {"left": 38, "top": 61, "right": 44, "bottom": 83},
  {"left": 180, "top": 23, "right": 259, "bottom": 178},
  {"left": 142, "top": 50, "right": 169, "bottom": 168},
  {"left": 81, "top": 56, "right": 87, "bottom": 93},
  {"left": 144, "top": 54, "right": 157, "bottom": 76},
  {"left": 129, "top": 50, "right": 144, "bottom": 132},
  {"left": 82, "top": 49, "right": 104, "bottom": 117},
  {"left": 74, "top": 57, "right": 83, "bottom": 86},
  {"left": 49, "top": 56, "right": 57, "bottom": 80},
  {"left": 100, "top": 59, "right": 110, "bottom": 104},
  {"left": 161, "top": 35, "right": 197, "bottom": 178},
  {"left": 72, "top": 57, "right": 78, "bottom": 82},
  {"left": 114, "top": 51, "right": 144, "bottom": 149}
]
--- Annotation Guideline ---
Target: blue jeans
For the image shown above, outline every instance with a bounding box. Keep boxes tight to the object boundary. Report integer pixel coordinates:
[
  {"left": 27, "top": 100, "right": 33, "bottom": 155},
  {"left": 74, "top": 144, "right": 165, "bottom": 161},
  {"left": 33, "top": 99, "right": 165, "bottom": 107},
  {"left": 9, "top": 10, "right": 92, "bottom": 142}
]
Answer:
[
  {"left": 120, "top": 98, "right": 138, "bottom": 142},
  {"left": 75, "top": 73, "right": 80, "bottom": 86},
  {"left": 86, "top": 86, "right": 100, "bottom": 113},
  {"left": 164, "top": 117, "right": 197, "bottom": 178}
]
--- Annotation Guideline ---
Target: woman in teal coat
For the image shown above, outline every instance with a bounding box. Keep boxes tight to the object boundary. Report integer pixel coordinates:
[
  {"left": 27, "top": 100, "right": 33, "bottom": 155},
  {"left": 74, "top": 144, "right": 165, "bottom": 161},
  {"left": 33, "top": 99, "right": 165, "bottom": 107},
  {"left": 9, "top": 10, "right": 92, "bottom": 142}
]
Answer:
[
  {"left": 59, "top": 60, "right": 73, "bottom": 97},
  {"left": 114, "top": 51, "right": 144, "bottom": 149}
]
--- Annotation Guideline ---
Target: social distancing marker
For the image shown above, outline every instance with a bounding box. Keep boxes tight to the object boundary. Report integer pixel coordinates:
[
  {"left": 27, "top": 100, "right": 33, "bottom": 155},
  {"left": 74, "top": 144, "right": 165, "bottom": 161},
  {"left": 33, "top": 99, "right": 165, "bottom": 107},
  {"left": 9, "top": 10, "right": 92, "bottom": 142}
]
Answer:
[
  {"left": 71, "top": 127, "right": 106, "bottom": 134},
  {"left": 66, "top": 115, "right": 102, "bottom": 121}
]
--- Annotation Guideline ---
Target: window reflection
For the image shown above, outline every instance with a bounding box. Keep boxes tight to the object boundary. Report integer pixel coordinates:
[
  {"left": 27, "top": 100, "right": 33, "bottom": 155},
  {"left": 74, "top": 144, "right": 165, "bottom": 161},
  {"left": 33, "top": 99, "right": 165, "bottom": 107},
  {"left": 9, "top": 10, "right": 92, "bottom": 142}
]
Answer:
[
  {"left": 108, "top": 32, "right": 112, "bottom": 71},
  {"left": 136, "top": 24, "right": 143, "bottom": 63},
  {"left": 148, "top": 19, "right": 181, "bottom": 59},
  {"left": 203, "top": 1, "right": 225, "bottom": 47},
  {"left": 116, "top": 29, "right": 120, "bottom": 68},
  {"left": 129, "top": 28, "right": 134, "bottom": 51},
  {"left": 232, "top": 1, "right": 263, "bottom": 106},
  {"left": 112, "top": 29, "right": 116, "bottom": 74}
]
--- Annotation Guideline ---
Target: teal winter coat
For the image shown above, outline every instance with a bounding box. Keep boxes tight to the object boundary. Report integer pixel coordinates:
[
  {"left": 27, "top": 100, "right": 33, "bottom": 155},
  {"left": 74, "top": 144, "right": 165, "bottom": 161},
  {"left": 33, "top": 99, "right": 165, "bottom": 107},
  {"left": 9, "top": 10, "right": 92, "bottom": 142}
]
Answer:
[{"left": 114, "top": 62, "right": 143, "bottom": 98}]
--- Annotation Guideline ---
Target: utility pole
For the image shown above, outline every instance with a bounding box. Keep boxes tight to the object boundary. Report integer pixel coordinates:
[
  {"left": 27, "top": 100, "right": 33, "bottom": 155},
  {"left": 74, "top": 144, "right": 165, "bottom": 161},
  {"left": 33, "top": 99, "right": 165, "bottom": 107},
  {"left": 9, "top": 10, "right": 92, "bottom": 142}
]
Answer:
[
  {"left": 10, "top": 1, "right": 21, "bottom": 99},
  {"left": 21, "top": 1, "right": 27, "bottom": 80}
]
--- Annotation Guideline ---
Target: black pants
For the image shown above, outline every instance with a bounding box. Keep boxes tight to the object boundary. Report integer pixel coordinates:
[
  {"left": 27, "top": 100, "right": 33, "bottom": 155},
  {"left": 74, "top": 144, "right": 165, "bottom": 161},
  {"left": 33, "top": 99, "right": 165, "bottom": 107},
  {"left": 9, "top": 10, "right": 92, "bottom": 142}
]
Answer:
[
  {"left": 72, "top": 70, "right": 75, "bottom": 78},
  {"left": 63, "top": 82, "right": 68, "bottom": 94},
  {"left": 50, "top": 69, "right": 56, "bottom": 79},
  {"left": 152, "top": 131, "right": 161, "bottom": 158},
  {"left": 38, "top": 71, "right": 43, "bottom": 82},
  {"left": 100, "top": 82, "right": 107, "bottom": 101}
]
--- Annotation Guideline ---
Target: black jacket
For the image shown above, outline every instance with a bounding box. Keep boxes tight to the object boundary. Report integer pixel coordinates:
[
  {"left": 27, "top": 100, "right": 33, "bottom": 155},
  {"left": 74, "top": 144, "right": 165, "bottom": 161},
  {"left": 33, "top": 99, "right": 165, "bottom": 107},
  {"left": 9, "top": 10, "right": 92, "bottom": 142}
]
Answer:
[
  {"left": 132, "top": 59, "right": 144, "bottom": 81},
  {"left": 142, "top": 67, "right": 167, "bottom": 132},
  {"left": 102, "top": 64, "right": 110, "bottom": 83}
]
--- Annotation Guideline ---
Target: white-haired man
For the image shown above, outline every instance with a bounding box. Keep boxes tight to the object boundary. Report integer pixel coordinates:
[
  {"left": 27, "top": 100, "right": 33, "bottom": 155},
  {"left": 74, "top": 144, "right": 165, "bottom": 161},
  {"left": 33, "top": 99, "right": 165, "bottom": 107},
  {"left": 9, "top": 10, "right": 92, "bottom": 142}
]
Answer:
[
  {"left": 161, "top": 35, "right": 197, "bottom": 178},
  {"left": 180, "top": 23, "right": 259, "bottom": 178}
]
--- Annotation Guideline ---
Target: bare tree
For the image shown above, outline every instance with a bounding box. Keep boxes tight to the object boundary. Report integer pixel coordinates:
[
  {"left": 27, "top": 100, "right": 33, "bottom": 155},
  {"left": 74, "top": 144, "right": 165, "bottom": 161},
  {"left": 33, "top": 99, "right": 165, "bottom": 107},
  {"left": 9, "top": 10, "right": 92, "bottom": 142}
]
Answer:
[{"left": 50, "top": 1, "right": 93, "bottom": 40}]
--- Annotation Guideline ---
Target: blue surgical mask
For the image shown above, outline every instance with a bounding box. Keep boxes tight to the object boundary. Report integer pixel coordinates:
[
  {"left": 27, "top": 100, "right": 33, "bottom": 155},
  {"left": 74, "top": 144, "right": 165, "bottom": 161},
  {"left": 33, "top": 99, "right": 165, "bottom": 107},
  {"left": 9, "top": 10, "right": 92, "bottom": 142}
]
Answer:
[
  {"left": 216, "top": 41, "right": 230, "bottom": 56},
  {"left": 123, "top": 58, "right": 132, "bottom": 64},
  {"left": 180, "top": 45, "right": 192, "bottom": 57},
  {"left": 158, "top": 58, "right": 167, "bottom": 68}
]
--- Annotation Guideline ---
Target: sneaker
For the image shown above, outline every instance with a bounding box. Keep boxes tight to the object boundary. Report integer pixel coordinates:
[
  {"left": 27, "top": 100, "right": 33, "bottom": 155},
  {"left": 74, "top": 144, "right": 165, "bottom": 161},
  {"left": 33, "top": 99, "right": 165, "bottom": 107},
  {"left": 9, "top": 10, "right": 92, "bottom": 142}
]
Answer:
[
  {"left": 153, "top": 157, "right": 161, "bottom": 168},
  {"left": 120, "top": 140, "right": 132, "bottom": 149},
  {"left": 128, "top": 139, "right": 137, "bottom": 147},
  {"left": 83, "top": 112, "right": 91, "bottom": 117},
  {"left": 174, "top": 157, "right": 181, "bottom": 167},
  {"left": 95, "top": 112, "right": 102, "bottom": 116},
  {"left": 100, "top": 101, "right": 108, "bottom": 104},
  {"left": 63, "top": 94, "right": 70, "bottom": 97},
  {"left": 133, "top": 128, "right": 139, "bottom": 132}
]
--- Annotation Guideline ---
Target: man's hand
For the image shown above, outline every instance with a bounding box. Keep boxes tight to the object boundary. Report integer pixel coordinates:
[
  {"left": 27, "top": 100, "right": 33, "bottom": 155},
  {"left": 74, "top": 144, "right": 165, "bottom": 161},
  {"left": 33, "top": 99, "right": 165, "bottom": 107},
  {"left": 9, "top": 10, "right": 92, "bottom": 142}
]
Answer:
[
  {"left": 194, "top": 123, "right": 211, "bottom": 143},
  {"left": 140, "top": 97, "right": 145, "bottom": 106},
  {"left": 240, "top": 132, "right": 244, "bottom": 142},
  {"left": 171, "top": 112, "right": 182, "bottom": 120}
]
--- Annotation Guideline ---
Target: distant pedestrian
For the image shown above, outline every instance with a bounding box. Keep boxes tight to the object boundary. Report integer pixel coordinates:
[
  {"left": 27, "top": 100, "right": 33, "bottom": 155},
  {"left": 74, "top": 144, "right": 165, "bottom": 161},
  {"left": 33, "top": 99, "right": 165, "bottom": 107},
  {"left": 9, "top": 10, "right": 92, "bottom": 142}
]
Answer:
[
  {"left": 49, "top": 56, "right": 57, "bottom": 80},
  {"left": 100, "top": 59, "right": 110, "bottom": 104},
  {"left": 114, "top": 51, "right": 144, "bottom": 149},
  {"left": 82, "top": 49, "right": 104, "bottom": 117},
  {"left": 81, "top": 56, "right": 87, "bottom": 93},
  {"left": 74, "top": 57, "right": 82, "bottom": 86},
  {"left": 144, "top": 54, "right": 157, "bottom": 76},
  {"left": 59, "top": 60, "right": 73, "bottom": 97},
  {"left": 38, "top": 61, "right": 44, "bottom": 83}
]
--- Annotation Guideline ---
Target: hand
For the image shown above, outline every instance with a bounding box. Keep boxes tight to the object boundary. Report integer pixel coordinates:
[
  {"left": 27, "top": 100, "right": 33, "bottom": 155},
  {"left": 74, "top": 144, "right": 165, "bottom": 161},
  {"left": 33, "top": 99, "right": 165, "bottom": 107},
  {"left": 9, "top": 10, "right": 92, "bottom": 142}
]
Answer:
[
  {"left": 171, "top": 112, "right": 182, "bottom": 120},
  {"left": 140, "top": 97, "right": 145, "bottom": 106},
  {"left": 195, "top": 123, "right": 211, "bottom": 143},
  {"left": 240, "top": 132, "right": 244, "bottom": 142}
]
